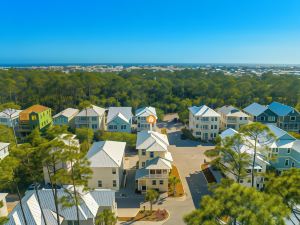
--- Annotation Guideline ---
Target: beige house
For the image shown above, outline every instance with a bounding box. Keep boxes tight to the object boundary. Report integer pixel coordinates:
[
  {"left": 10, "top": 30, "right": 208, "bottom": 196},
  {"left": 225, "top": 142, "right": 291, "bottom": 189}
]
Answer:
[
  {"left": 135, "top": 131, "right": 173, "bottom": 193},
  {"left": 188, "top": 105, "right": 220, "bottom": 141},
  {"left": 75, "top": 105, "right": 106, "bottom": 131},
  {"left": 217, "top": 105, "right": 250, "bottom": 131},
  {"left": 86, "top": 141, "right": 126, "bottom": 190},
  {"left": 43, "top": 134, "right": 80, "bottom": 184}
]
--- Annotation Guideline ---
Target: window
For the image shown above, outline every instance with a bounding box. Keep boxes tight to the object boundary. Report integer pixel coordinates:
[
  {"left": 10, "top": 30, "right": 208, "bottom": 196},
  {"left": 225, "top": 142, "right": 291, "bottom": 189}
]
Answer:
[
  {"left": 121, "top": 125, "right": 126, "bottom": 130},
  {"left": 159, "top": 180, "right": 164, "bottom": 185},
  {"left": 201, "top": 117, "right": 209, "bottom": 122},
  {"left": 109, "top": 125, "right": 113, "bottom": 130},
  {"left": 256, "top": 184, "right": 260, "bottom": 188},
  {"left": 211, "top": 125, "right": 214, "bottom": 129},
  {"left": 92, "top": 117, "right": 97, "bottom": 121},
  {"left": 292, "top": 162, "right": 295, "bottom": 167},
  {"left": 112, "top": 168, "right": 116, "bottom": 174},
  {"left": 196, "top": 124, "right": 198, "bottom": 128},
  {"left": 290, "top": 116, "right": 296, "bottom": 121},
  {"left": 240, "top": 117, "right": 243, "bottom": 120},
  {"left": 239, "top": 179, "right": 243, "bottom": 183},
  {"left": 210, "top": 133, "right": 213, "bottom": 138},
  {"left": 92, "top": 124, "right": 98, "bottom": 129},
  {"left": 287, "top": 148, "right": 291, "bottom": 154},
  {"left": 268, "top": 116, "right": 275, "bottom": 121},
  {"left": 113, "top": 180, "right": 117, "bottom": 187},
  {"left": 150, "top": 152, "right": 154, "bottom": 158},
  {"left": 214, "top": 125, "right": 217, "bottom": 129},
  {"left": 285, "top": 159, "right": 289, "bottom": 167},
  {"left": 152, "top": 180, "right": 156, "bottom": 185},
  {"left": 98, "top": 180, "right": 102, "bottom": 188},
  {"left": 68, "top": 221, "right": 79, "bottom": 225},
  {"left": 31, "top": 115, "right": 37, "bottom": 120},
  {"left": 113, "top": 125, "right": 117, "bottom": 129},
  {"left": 195, "top": 132, "right": 201, "bottom": 135},
  {"left": 141, "top": 149, "right": 146, "bottom": 156}
]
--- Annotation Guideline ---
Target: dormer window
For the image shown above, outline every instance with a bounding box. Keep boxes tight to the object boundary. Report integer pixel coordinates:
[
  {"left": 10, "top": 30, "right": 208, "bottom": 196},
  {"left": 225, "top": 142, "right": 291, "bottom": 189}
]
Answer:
[{"left": 290, "top": 116, "right": 296, "bottom": 121}]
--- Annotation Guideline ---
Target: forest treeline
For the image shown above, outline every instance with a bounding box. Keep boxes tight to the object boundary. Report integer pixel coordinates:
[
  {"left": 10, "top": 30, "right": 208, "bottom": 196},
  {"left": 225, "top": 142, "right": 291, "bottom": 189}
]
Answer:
[{"left": 0, "top": 69, "right": 299, "bottom": 120}]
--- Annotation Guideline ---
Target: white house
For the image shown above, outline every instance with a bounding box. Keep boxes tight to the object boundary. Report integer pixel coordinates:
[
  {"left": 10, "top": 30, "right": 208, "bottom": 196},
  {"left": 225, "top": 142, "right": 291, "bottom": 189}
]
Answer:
[
  {"left": 135, "top": 107, "right": 157, "bottom": 132},
  {"left": 0, "top": 108, "right": 22, "bottom": 128},
  {"left": 217, "top": 105, "right": 250, "bottom": 131},
  {"left": 43, "top": 134, "right": 80, "bottom": 184},
  {"left": 86, "top": 141, "right": 126, "bottom": 190},
  {"left": 0, "top": 142, "right": 10, "bottom": 160},
  {"left": 107, "top": 107, "right": 133, "bottom": 133},
  {"left": 135, "top": 131, "right": 173, "bottom": 192},
  {"left": 188, "top": 105, "right": 220, "bottom": 141},
  {"left": 75, "top": 105, "right": 106, "bottom": 131},
  {"left": 220, "top": 128, "right": 269, "bottom": 189},
  {"left": 53, "top": 108, "right": 79, "bottom": 127},
  {"left": 5, "top": 187, "right": 117, "bottom": 225}
]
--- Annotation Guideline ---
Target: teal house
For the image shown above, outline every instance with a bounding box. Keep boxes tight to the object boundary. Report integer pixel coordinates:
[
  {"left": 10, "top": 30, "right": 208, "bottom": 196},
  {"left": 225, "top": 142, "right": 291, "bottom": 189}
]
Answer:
[
  {"left": 107, "top": 107, "right": 133, "bottom": 133},
  {"left": 53, "top": 108, "right": 79, "bottom": 127},
  {"left": 266, "top": 124, "right": 300, "bottom": 171}
]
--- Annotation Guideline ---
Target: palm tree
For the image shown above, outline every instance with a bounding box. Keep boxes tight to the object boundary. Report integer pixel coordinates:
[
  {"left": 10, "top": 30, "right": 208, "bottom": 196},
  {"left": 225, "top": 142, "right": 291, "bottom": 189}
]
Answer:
[
  {"left": 95, "top": 209, "right": 117, "bottom": 225},
  {"left": 145, "top": 189, "right": 159, "bottom": 214},
  {"left": 169, "top": 175, "right": 180, "bottom": 196}
]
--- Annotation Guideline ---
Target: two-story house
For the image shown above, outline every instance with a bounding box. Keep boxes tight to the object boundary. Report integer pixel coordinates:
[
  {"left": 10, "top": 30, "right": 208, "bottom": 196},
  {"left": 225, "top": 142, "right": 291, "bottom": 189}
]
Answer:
[
  {"left": 0, "top": 108, "right": 22, "bottom": 128},
  {"left": 107, "top": 107, "right": 133, "bottom": 133},
  {"left": 74, "top": 105, "right": 106, "bottom": 131},
  {"left": 0, "top": 142, "right": 9, "bottom": 160},
  {"left": 188, "top": 105, "right": 220, "bottom": 141},
  {"left": 86, "top": 141, "right": 126, "bottom": 190},
  {"left": 135, "top": 131, "right": 173, "bottom": 192},
  {"left": 53, "top": 108, "right": 79, "bottom": 127},
  {"left": 135, "top": 107, "right": 157, "bottom": 132},
  {"left": 265, "top": 124, "right": 300, "bottom": 171},
  {"left": 268, "top": 102, "right": 300, "bottom": 133},
  {"left": 5, "top": 187, "right": 117, "bottom": 225},
  {"left": 217, "top": 105, "right": 250, "bottom": 131},
  {"left": 219, "top": 128, "right": 269, "bottom": 190},
  {"left": 43, "top": 134, "right": 80, "bottom": 184},
  {"left": 18, "top": 105, "right": 52, "bottom": 137},
  {"left": 243, "top": 102, "right": 277, "bottom": 124}
]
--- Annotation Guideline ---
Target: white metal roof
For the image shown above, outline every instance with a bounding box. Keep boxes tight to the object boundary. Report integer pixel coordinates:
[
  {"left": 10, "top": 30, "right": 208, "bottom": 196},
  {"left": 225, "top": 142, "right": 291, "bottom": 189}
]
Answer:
[
  {"left": 136, "top": 131, "right": 169, "bottom": 151},
  {"left": 86, "top": 141, "right": 126, "bottom": 167},
  {"left": 107, "top": 107, "right": 132, "bottom": 124},
  {"left": 145, "top": 157, "right": 172, "bottom": 170},
  {"left": 76, "top": 105, "right": 105, "bottom": 117},
  {"left": 243, "top": 102, "right": 267, "bottom": 116},
  {"left": 135, "top": 107, "right": 157, "bottom": 118},
  {"left": 53, "top": 108, "right": 79, "bottom": 119},
  {"left": 189, "top": 105, "right": 220, "bottom": 117},
  {"left": 0, "top": 142, "right": 9, "bottom": 150},
  {"left": 6, "top": 188, "right": 115, "bottom": 225},
  {"left": 0, "top": 109, "right": 22, "bottom": 119}
]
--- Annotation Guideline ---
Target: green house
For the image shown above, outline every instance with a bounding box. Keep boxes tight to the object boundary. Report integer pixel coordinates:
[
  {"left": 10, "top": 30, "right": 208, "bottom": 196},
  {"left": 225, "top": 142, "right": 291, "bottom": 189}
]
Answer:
[{"left": 18, "top": 104, "right": 52, "bottom": 136}]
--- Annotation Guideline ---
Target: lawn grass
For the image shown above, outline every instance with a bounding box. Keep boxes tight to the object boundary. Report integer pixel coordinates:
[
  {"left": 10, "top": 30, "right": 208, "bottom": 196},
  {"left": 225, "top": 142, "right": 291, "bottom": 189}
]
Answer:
[{"left": 168, "top": 165, "right": 185, "bottom": 197}]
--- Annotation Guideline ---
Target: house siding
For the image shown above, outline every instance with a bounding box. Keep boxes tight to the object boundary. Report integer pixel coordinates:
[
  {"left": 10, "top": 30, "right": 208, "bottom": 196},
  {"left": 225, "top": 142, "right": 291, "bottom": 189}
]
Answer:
[{"left": 107, "top": 117, "right": 131, "bottom": 133}]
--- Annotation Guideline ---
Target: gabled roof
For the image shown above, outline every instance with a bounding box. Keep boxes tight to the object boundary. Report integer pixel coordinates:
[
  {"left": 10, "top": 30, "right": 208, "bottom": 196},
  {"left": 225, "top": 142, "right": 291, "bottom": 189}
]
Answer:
[
  {"left": 76, "top": 105, "right": 105, "bottom": 117},
  {"left": 107, "top": 107, "right": 132, "bottom": 124},
  {"left": 266, "top": 124, "right": 295, "bottom": 141},
  {"left": 136, "top": 131, "right": 169, "bottom": 151},
  {"left": 0, "top": 142, "right": 10, "bottom": 150},
  {"left": 188, "top": 105, "right": 220, "bottom": 117},
  {"left": 217, "top": 105, "right": 249, "bottom": 117},
  {"left": 21, "top": 105, "right": 49, "bottom": 114},
  {"left": 87, "top": 141, "right": 126, "bottom": 167},
  {"left": 0, "top": 109, "right": 22, "bottom": 119},
  {"left": 243, "top": 103, "right": 267, "bottom": 116},
  {"left": 6, "top": 187, "right": 115, "bottom": 225},
  {"left": 219, "top": 128, "right": 238, "bottom": 139},
  {"left": 145, "top": 157, "right": 172, "bottom": 170},
  {"left": 135, "top": 107, "right": 157, "bottom": 118},
  {"left": 53, "top": 108, "right": 79, "bottom": 119},
  {"left": 268, "top": 102, "right": 295, "bottom": 116}
]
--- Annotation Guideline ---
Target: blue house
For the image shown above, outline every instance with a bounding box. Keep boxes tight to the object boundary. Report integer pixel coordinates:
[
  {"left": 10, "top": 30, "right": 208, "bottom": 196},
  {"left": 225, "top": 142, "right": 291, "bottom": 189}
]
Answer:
[
  {"left": 266, "top": 124, "right": 300, "bottom": 171},
  {"left": 243, "top": 102, "right": 277, "bottom": 124},
  {"left": 107, "top": 107, "right": 133, "bottom": 133},
  {"left": 268, "top": 102, "right": 300, "bottom": 133},
  {"left": 53, "top": 108, "right": 79, "bottom": 127}
]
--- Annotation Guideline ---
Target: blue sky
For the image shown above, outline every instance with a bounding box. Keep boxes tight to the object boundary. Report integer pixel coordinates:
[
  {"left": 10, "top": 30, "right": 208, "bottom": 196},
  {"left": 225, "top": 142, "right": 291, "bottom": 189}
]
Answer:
[{"left": 1, "top": 0, "right": 300, "bottom": 64}]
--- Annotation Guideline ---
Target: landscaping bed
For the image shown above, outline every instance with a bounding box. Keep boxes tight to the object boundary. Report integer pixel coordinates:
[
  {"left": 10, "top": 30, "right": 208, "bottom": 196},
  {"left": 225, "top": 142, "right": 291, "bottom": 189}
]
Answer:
[
  {"left": 168, "top": 165, "right": 185, "bottom": 197},
  {"left": 118, "top": 209, "right": 169, "bottom": 222},
  {"left": 201, "top": 163, "right": 217, "bottom": 183}
]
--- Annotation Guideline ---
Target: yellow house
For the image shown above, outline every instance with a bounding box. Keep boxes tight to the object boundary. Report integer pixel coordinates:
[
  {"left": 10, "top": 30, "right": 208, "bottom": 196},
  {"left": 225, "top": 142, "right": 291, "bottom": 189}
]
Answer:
[{"left": 135, "top": 131, "right": 173, "bottom": 193}]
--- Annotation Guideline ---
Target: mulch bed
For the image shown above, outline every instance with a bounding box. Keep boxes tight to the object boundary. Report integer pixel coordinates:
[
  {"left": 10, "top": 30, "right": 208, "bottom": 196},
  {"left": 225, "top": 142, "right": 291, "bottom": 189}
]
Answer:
[
  {"left": 118, "top": 209, "right": 169, "bottom": 222},
  {"left": 168, "top": 165, "right": 185, "bottom": 197},
  {"left": 201, "top": 163, "right": 217, "bottom": 183}
]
